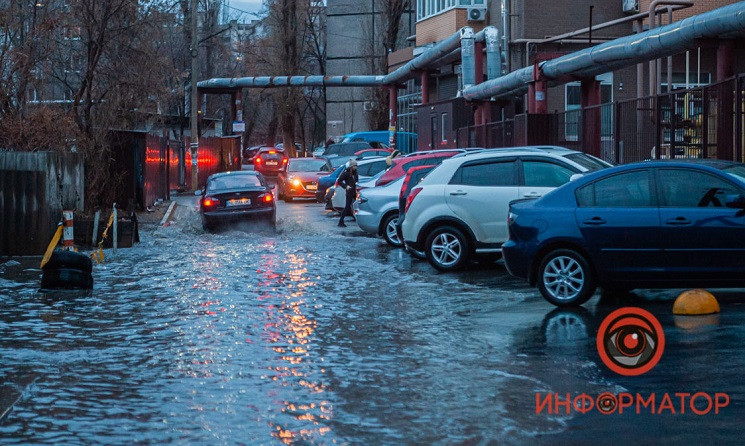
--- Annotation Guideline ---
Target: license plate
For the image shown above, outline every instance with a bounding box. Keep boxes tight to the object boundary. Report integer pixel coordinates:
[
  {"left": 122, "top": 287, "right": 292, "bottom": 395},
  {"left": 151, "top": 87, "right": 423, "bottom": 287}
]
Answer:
[
  {"left": 306, "top": 184, "right": 317, "bottom": 190},
  {"left": 265, "top": 161, "right": 278, "bottom": 166},
  {"left": 227, "top": 198, "right": 251, "bottom": 207}
]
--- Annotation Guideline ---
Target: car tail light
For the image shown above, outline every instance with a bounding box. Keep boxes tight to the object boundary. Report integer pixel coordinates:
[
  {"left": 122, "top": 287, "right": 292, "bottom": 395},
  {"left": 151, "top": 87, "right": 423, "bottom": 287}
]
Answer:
[
  {"left": 269, "top": 150, "right": 276, "bottom": 154},
  {"left": 203, "top": 197, "right": 219, "bottom": 208},
  {"left": 405, "top": 187, "right": 422, "bottom": 214},
  {"left": 254, "top": 157, "right": 261, "bottom": 164},
  {"left": 283, "top": 157, "right": 288, "bottom": 164},
  {"left": 262, "top": 193, "right": 273, "bottom": 203}
]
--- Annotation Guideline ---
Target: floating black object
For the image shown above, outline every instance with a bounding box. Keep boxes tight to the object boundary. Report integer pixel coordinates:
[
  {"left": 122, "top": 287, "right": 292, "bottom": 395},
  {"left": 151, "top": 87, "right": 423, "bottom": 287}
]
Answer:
[{"left": 41, "top": 249, "right": 93, "bottom": 290}]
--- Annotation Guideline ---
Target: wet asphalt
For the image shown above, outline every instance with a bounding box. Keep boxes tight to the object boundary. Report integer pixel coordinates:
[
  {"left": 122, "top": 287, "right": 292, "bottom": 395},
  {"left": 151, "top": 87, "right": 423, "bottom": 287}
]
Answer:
[{"left": 1, "top": 189, "right": 744, "bottom": 444}]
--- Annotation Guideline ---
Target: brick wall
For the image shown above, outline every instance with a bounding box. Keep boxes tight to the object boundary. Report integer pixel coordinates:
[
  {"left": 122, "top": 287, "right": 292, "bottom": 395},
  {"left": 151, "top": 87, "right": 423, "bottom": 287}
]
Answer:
[
  {"left": 638, "top": 0, "right": 739, "bottom": 23},
  {"left": 416, "top": 9, "right": 486, "bottom": 46}
]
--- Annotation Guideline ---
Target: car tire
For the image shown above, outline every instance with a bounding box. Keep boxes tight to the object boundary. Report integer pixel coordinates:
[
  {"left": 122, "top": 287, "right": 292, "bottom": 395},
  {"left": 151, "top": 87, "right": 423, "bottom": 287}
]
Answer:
[
  {"left": 537, "top": 249, "right": 596, "bottom": 307},
  {"left": 425, "top": 225, "right": 471, "bottom": 272},
  {"left": 381, "top": 213, "right": 403, "bottom": 247},
  {"left": 41, "top": 267, "right": 93, "bottom": 290}
]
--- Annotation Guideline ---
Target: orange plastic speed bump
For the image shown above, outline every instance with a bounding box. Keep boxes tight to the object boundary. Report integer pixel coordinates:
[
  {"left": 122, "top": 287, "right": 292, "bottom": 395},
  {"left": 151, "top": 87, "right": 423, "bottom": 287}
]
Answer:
[{"left": 673, "top": 289, "right": 720, "bottom": 315}]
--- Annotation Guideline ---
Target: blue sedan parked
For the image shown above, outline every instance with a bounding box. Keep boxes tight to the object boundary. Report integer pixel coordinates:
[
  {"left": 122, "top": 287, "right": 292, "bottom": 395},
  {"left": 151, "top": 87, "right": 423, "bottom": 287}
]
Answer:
[{"left": 503, "top": 160, "right": 745, "bottom": 306}]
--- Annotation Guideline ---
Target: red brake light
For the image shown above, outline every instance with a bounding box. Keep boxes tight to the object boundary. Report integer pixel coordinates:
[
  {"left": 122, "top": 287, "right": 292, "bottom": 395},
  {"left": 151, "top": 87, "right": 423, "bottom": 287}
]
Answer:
[
  {"left": 405, "top": 187, "right": 422, "bottom": 214},
  {"left": 268, "top": 150, "right": 276, "bottom": 154},
  {"left": 263, "top": 193, "right": 273, "bottom": 203},
  {"left": 203, "top": 197, "right": 219, "bottom": 208},
  {"left": 254, "top": 157, "right": 261, "bottom": 164},
  {"left": 283, "top": 158, "right": 288, "bottom": 164}
]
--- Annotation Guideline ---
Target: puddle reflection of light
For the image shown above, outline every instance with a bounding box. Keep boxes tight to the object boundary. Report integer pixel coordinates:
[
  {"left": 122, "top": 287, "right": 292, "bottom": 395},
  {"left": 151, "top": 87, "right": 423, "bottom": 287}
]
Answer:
[{"left": 257, "top": 252, "right": 333, "bottom": 443}]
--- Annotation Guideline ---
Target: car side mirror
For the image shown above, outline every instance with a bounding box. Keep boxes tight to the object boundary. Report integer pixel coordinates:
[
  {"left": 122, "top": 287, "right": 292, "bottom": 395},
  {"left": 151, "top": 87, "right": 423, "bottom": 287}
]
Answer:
[
  {"left": 725, "top": 194, "right": 745, "bottom": 209},
  {"left": 195, "top": 190, "right": 203, "bottom": 196},
  {"left": 270, "top": 185, "right": 276, "bottom": 190},
  {"left": 570, "top": 173, "right": 584, "bottom": 182}
]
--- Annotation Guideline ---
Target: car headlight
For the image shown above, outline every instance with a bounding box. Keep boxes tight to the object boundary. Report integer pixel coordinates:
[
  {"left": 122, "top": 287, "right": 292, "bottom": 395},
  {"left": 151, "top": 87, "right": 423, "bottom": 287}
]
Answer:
[{"left": 291, "top": 177, "right": 302, "bottom": 187}]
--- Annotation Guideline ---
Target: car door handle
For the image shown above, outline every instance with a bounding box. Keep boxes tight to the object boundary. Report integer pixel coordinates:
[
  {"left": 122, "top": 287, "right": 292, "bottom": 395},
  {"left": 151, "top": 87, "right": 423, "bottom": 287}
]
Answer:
[
  {"left": 449, "top": 191, "right": 467, "bottom": 196},
  {"left": 666, "top": 217, "right": 692, "bottom": 226},
  {"left": 523, "top": 192, "right": 542, "bottom": 198},
  {"left": 582, "top": 217, "right": 607, "bottom": 226}
]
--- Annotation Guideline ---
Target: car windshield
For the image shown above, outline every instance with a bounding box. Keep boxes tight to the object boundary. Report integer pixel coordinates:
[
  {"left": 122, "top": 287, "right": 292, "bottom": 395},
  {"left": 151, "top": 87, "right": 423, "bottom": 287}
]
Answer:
[
  {"left": 563, "top": 153, "right": 612, "bottom": 171},
  {"left": 289, "top": 159, "right": 327, "bottom": 172},
  {"left": 722, "top": 165, "right": 745, "bottom": 182},
  {"left": 207, "top": 175, "right": 263, "bottom": 191}
]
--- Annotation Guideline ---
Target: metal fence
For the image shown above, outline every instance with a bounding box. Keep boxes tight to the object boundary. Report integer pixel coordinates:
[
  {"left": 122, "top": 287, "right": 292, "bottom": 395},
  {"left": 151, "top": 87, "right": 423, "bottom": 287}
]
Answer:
[
  {"left": 456, "top": 119, "right": 515, "bottom": 149},
  {"left": 456, "top": 75, "right": 745, "bottom": 165}
]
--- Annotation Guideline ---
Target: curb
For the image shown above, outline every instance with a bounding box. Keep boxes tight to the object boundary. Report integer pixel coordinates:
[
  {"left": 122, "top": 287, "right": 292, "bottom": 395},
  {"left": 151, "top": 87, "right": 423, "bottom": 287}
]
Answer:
[{"left": 160, "top": 201, "right": 178, "bottom": 227}]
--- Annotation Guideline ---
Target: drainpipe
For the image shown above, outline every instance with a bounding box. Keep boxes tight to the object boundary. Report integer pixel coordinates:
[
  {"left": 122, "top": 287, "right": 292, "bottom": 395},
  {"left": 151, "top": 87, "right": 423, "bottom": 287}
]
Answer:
[
  {"left": 502, "top": 0, "right": 511, "bottom": 73},
  {"left": 648, "top": 1, "right": 694, "bottom": 96},
  {"left": 461, "top": 27, "right": 476, "bottom": 93},
  {"left": 420, "top": 71, "right": 430, "bottom": 105},
  {"left": 388, "top": 86, "right": 398, "bottom": 151},
  {"left": 485, "top": 26, "right": 501, "bottom": 80}
]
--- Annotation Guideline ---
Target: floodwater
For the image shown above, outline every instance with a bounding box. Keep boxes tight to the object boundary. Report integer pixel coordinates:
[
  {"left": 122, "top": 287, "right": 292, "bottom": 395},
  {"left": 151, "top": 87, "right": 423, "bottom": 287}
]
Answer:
[{"left": 1, "top": 198, "right": 744, "bottom": 444}]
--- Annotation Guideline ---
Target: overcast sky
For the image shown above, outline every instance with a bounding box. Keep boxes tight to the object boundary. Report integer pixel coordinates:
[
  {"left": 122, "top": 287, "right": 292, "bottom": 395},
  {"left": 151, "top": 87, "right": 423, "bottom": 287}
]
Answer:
[{"left": 228, "top": 0, "right": 264, "bottom": 16}]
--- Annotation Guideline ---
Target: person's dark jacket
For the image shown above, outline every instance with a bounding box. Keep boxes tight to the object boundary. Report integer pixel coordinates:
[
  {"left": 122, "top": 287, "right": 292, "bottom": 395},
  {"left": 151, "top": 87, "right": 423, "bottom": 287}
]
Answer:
[{"left": 337, "top": 168, "right": 358, "bottom": 193}]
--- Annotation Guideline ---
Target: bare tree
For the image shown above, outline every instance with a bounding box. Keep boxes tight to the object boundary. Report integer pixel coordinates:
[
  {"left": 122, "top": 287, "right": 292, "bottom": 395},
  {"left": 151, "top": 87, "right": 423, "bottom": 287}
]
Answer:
[{"left": 364, "top": 0, "right": 409, "bottom": 131}]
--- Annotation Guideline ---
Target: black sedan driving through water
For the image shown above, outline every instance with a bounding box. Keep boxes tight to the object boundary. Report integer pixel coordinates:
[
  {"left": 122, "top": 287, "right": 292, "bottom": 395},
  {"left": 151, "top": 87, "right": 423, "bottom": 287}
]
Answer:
[{"left": 199, "top": 171, "right": 276, "bottom": 231}]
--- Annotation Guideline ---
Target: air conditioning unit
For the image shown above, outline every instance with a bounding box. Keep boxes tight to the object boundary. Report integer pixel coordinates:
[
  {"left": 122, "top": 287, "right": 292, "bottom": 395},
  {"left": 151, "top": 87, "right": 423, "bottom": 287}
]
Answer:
[
  {"left": 622, "top": 0, "right": 639, "bottom": 14},
  {"left": 363, "top": 101, "right": 375, "bottom": 112},
  {"left": 467, "top": 7, "right": 487, "bottom": 22}
]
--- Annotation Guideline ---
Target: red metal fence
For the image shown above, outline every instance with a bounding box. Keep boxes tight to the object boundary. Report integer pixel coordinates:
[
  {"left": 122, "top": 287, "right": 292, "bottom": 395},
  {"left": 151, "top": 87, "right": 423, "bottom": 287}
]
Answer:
[
  {"left": 457, "top": 74, "right": 745, "bottom": 165},
  {"left": 166, "top": 136, "right": 241, "bottom": 191}
]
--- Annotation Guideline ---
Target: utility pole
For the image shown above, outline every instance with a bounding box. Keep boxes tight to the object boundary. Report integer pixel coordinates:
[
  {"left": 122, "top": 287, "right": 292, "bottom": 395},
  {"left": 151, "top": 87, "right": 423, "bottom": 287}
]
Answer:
[{"left": 190, "top": 0, "right": 200, "bottom": 192}]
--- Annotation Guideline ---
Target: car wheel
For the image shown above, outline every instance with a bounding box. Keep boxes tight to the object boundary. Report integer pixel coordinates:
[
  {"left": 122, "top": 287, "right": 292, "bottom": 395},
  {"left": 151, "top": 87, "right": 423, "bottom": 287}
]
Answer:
[
  {"left": 537, "top": 249, "right": 596, "bottom": 307},
  {"left": 425, "top": 225, "right": 471, "bottom": 272},
  {"left": 381, "top": 213, "right": 403, "bottom": 247}
]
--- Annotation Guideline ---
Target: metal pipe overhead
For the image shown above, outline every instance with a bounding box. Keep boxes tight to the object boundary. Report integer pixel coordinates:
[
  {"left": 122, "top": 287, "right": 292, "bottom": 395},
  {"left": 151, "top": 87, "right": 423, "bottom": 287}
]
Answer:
[
  {"left": 197, "top": 75, "right": 385, "bottom": 89},
  {"left": 463, "top": 1, "right": 745, "bottom": 101},
  {"left": 199, "top": 27, "right": 494, "bottom": 91},
  {"left": 383, "top": 27, "right": 474, "bottom": 85}
]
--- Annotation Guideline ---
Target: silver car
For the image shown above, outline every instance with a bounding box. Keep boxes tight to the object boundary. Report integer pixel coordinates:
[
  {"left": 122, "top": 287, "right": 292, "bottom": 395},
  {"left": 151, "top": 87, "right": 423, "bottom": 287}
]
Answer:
[{"left": 354, "top": 177, "right": 405, "bottom": 247}]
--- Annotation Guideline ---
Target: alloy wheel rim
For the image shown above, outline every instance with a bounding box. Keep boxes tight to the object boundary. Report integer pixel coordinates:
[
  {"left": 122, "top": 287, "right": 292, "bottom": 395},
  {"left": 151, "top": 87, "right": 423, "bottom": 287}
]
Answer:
[
  {"left": 543, "top": 256, "right": 585, "bottom": 301},
  {"left": 386, "top": 218, "right": 401, "bottom": 245},
  {"left": 431, "top": 233, "right": 461, "bottom": 267}
]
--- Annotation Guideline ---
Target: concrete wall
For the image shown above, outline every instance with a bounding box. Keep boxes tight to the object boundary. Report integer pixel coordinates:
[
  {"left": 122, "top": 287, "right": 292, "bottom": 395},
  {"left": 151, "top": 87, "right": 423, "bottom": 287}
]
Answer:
[
  {"left": 326, "top": 0, "right": 415, "bottom": 137},
  {"left": 0, "top": 151, "right": 84, "bottom": 256}
]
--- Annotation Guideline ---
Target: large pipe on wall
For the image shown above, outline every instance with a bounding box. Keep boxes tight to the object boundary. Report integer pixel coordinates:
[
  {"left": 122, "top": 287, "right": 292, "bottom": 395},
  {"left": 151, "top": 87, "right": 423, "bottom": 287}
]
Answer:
[
  {"left": 485, "top": 26, "right": 502, "bottom": 80},
  {"left": 463, "top": 1, "right": 745, "bottom": 101}
]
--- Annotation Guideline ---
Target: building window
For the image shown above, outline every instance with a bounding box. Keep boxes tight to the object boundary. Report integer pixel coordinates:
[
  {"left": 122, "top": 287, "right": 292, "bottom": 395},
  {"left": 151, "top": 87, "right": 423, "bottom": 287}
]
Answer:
[
  {"left": 417, "top": 0, "right": 487, "bottom": 22},
  {"left": 564, "top": 73, "right": 613, "bottom": 141}
]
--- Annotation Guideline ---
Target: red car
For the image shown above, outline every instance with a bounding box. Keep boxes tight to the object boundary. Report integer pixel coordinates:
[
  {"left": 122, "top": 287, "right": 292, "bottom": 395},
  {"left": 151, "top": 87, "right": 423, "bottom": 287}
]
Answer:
[
  {"left": 375, "top": 150, "right": 465, "bottom": 186},
  {"left": 253, "top": 147, "right": 288, "bottom": 176},
  {"left": 277, "top": 157, "right": 333, "bottom": 202},
  {"left": 355, "top": 148, "right": 393, "bottom": 159}
]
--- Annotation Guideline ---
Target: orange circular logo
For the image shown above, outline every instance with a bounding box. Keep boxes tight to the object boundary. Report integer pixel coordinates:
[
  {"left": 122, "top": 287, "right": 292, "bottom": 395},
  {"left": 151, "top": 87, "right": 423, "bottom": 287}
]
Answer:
[{"left": 596, "top": 307, "right": 665, "bottom": 376}]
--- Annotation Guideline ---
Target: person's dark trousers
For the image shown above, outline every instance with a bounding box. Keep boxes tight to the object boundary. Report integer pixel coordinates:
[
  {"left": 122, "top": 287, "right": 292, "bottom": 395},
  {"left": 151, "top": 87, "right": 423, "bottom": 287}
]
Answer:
[{"left": 338, "top": 189, "right": 355, "bottom": 225}]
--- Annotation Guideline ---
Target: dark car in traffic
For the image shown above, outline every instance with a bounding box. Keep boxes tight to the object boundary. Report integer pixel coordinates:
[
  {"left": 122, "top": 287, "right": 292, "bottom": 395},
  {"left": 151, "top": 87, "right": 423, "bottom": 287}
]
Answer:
[
  {"left": 502, "top": 160, "right": 745, "bottom": 307},
  {"left": 252, "top": 147, "right": 288, "bottom": 176},
  {"left": 277, "top": 157, "right": 332, "bottom": 202},
  {"left": 199, "top": 171, "right": 276, "bottom": 231},
  {"left": 324, "top": 142, "right": 374, "bottom": 157}
]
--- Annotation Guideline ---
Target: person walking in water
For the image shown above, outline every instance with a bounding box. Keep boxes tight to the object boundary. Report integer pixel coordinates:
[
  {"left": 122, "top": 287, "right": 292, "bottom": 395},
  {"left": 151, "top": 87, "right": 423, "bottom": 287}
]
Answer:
[{"left": 337, "top": 159, "right": 358, "bottom": 227}]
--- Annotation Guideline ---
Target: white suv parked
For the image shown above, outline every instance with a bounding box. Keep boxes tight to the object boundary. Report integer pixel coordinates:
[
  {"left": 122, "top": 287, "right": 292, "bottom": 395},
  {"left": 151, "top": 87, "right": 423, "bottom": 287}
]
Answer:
[{"left": 400, "top": 147, "right": 610, "bottom": 271}]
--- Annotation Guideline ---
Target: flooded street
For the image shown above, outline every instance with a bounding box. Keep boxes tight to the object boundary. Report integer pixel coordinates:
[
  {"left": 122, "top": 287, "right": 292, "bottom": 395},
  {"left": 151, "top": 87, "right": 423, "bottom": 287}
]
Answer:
[{"left": 2, "top": 197, "right": 745, "bottom": 444}]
